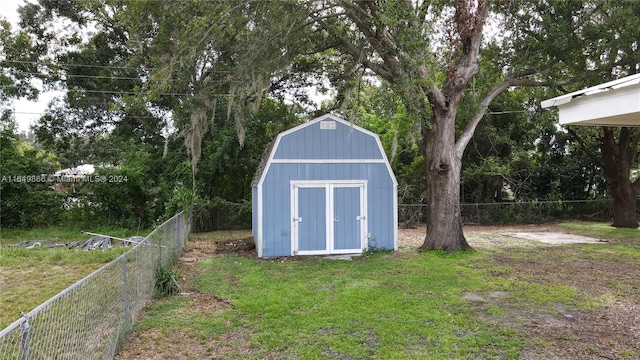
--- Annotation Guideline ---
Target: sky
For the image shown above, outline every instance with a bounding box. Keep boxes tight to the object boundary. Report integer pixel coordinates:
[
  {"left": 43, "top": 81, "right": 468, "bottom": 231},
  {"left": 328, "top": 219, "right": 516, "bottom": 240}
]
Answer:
[{"left": 2, "top": 0, "right": 59, "bottom": 133}]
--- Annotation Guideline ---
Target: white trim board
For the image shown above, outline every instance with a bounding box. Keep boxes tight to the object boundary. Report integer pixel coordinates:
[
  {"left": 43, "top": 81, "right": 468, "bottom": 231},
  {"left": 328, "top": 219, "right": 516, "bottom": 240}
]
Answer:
[
  {"left": 271, "top": 159, "right": 387, "bottom": 164},
  {"left": 290, "top": 180, "right": 367, "bottom": 256}
]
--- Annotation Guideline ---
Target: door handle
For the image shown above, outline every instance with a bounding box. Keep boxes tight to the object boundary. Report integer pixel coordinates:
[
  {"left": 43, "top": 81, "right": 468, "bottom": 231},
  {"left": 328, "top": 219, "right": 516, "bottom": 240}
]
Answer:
[{"left": 293, "top": 217, "right": 302, "bottom": 223}]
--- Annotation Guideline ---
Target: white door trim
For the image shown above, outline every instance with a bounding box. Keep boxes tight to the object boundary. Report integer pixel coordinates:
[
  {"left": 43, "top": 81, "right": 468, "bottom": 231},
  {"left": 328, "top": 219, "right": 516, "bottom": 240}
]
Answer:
[{"left": 291, "top": 180, "right": 367, "bottom": 256}]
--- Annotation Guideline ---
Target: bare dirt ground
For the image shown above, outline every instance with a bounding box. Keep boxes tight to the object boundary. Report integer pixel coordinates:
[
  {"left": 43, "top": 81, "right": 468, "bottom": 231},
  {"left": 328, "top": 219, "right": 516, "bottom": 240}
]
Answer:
[
  {"left": 116, "top": 225, "right": 640, "bottom": 360},
  {"left": 407, "top": 225, "right": 640, "bottom": 359}
]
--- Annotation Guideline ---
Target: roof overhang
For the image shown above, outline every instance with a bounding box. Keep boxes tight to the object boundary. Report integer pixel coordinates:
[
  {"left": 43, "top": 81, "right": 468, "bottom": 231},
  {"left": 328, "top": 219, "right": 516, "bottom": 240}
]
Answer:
[{"left": 541, "top": 74, "right": 640, "bottom": 127}]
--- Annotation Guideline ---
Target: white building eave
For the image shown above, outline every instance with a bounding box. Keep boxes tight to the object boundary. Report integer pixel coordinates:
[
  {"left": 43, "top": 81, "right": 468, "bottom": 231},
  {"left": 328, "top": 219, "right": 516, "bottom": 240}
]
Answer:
[
  {"left": 541, "top": 74, "right": 640, "bottom": 127},
  {"left": 540, "top": 74, "right": 640, "bottom": 109}
]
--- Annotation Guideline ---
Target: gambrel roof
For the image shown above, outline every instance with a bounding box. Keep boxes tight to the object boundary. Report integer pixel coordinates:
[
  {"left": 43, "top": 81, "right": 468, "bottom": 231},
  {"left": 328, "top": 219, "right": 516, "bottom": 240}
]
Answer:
[{"left": 252, "top": 113, "right": 396, "bottom": 189}]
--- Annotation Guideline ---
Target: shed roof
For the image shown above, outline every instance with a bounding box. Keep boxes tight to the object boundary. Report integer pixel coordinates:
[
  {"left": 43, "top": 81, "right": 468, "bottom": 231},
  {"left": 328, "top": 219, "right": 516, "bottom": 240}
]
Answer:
[
  {"left": 251, "top": 113, "right": 395, "bottom": 188},
  {"left": 251, "top": 138, "right": 276, "bottom": 187},
  {"left": 541, "top": 74, "right": 640, "bottom": 126}
]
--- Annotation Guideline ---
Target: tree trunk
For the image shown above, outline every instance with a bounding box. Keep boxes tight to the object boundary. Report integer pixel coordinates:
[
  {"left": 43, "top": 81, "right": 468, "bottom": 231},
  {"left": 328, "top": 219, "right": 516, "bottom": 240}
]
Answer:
[
  {"left": 420, "top": 109, "right": 472, "bottom": 252},
  {"left": 607, "top": 166, "right": 639, "bottom": 228},
  {"left": 611, "top": 183, "right": 638, "bottom": 228},
  {"left": 598, "top": 127, "right": 640, "bottom": 228}
]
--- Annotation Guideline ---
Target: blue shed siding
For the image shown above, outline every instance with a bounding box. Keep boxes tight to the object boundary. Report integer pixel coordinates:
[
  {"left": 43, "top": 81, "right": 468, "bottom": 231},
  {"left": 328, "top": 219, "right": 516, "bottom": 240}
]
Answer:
[
  {"left": 260, "top": 162, "right": 394, "bottom": 257},
  {"left": 253, "top": 114, "right": 397, "bottom": 258},
  {"left": 273, "top": 121, "right": 383, "bottom": 160}
]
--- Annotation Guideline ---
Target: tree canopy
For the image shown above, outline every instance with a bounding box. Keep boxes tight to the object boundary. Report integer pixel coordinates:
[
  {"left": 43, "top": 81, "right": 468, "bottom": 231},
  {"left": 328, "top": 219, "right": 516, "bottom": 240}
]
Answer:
[{"left": 1, "top": 0, "right": 638, "bottom": 238}]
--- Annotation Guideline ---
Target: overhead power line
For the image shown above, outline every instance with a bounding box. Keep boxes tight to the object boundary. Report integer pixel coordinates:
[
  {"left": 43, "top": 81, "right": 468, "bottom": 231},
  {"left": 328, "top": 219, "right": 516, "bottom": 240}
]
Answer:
[
  {"left": 0, "top": 85, "right": 232, "bottom": 97},
  {"left": 3, "top": 59, "right": 136, "bottom": 70},
  {"left": 4, "top": 59, "right": 240, "bottom": 75},
  {"left": 10, "top": 111, "right": 169, "bottom": 119}
]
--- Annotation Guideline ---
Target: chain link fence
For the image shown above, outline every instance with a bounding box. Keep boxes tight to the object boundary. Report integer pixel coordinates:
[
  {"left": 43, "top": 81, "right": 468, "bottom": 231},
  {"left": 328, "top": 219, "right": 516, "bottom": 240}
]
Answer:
[
  {"left": 399, "top": 199, "right": 630, "bottom": 227},
  {"left": 194, "top": 198, "right": 628, "bottom": 231},
  {"left": 0, "top": 210, "right": 191, "bottom": 360},
  {"left": 193, "top": 198, "right": 251, "bottom": 232}
]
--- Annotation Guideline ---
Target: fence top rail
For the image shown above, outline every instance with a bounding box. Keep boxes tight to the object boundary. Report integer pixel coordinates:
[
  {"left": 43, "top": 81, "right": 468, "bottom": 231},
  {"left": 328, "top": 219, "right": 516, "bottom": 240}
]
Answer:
[
  {"left": 398, "top": 199, "right": 613, "bottom": 207},
  {"left": 143, "top": 210, "right": 186, "bottom": 240},
  {"left": 0, "top": 210, "right": 187, "bottom": 336},
  {"left": 0, "top": 314, "right": 26, "bottom": 338}
]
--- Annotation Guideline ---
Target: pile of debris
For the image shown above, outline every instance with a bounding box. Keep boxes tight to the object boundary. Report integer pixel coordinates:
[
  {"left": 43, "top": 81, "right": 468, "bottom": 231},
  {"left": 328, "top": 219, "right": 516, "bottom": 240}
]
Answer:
[{"left": 6, "top": 231, "right": 146, "bottom": 250}]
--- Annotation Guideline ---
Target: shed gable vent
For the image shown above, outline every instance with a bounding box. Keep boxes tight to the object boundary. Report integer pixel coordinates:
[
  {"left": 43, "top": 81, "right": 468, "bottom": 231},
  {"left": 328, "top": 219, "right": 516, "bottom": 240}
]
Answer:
[{"left": 319, "top": 120, "right": 336, "bottom": 130}]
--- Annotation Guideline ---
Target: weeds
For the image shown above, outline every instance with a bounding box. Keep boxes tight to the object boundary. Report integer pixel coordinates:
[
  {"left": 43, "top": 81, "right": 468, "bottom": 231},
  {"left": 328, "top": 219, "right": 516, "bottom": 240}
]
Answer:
[{"left": 154, "top": 261, "right": 182, "bottom": 299}]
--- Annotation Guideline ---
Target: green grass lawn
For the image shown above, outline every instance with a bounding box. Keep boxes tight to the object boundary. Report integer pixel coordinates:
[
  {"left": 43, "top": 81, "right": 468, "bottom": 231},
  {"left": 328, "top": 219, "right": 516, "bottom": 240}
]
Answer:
[
  {"left": 0, "top": 225, "right": 146, "bottom": 245},
  {"left": 134, "top": 250, "right": 527, "bottom": 359},
  {"left": 0, "top": 226, "right": 143, "bottom": 328},
  {"left": 120, "top": 222, "right": 639, "bottom": 360},
  {"left": 559, "top": 221, "right": 640, "bottom": 241}
]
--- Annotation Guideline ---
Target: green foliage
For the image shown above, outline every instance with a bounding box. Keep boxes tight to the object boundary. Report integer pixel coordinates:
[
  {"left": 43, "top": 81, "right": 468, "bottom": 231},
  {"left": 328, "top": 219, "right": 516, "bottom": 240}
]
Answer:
[
  {"left": 354, "top": 84, "right": 426, "bottom": 224},
  {"left": 460, "top": 200, "right": 617, "bottom": 226},
  {"left": 154, "top": 261, "right": 182, "bottom": 299},
  {"left": 0, "top": 116, "right": 65, "bottom": 228},
  {"left": 163, "top": 183, "right": 196, "bottom": 221},
  {"left": 0, "top": 19, "right": 43, "bottom": 102},
  {"left": 193, "top": 197, "right": 252, "bottom": 232}
]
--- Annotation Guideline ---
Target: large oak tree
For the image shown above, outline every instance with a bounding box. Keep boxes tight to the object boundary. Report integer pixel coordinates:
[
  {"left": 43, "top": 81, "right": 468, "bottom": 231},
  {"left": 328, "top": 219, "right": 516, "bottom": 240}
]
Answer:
[
  {"left": 302, "top": 0, "right": 640, "bottom": 250},
  {"left": 304, "top": 0, "right": 528, "bottom": 251}
]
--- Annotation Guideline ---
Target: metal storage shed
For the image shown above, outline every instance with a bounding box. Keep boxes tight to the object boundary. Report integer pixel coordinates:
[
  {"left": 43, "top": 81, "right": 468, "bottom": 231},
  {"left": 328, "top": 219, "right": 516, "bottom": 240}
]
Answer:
[
  {"left": 541, "top": 74, "right": 640, "bottom": 126},
  {"left": 251, "top": 114, "right": 398, "bottom": 258}
]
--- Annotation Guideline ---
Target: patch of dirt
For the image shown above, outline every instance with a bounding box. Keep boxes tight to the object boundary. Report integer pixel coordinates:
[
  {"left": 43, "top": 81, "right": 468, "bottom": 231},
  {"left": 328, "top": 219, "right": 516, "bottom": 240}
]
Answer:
[
  {"left": 397, "top": 224, "right": 566, "bottom": 249},
  {"left": 471, "top": 237, "right": 640, "bottom": 360},
  {"left": 214, "top": 238, "right": 256, "bottom": 256},
  {"left": 178, "top": 233, "right": 219, "bottom": 263},
  {"left": 115, "top": 327, "right": 267, "bottom": 360},
  {"left": 467, "top": 290, "right": 640, "bottom": 360}
]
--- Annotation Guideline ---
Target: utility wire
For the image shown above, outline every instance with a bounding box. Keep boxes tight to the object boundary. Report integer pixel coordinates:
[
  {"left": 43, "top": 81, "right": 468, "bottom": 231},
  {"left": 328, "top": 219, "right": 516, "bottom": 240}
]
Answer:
[
  {"left": 2, "top": 60, "right": 337, "bottom": 77},
  {"left": 9, "top": 111, "right": 169, "bottom": 119},
  {"left": 0, "top": 70, "right": 287, "bottom": 83},
  {"left": 0, "top": 86, "right": 232, "bottom": 97}
]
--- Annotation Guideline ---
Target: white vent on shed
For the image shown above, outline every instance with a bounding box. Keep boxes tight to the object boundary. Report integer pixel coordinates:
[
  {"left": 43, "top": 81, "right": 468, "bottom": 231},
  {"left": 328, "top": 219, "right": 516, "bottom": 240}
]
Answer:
[{"left": 319, "top": 120, "right": 336, "bottom": 130}]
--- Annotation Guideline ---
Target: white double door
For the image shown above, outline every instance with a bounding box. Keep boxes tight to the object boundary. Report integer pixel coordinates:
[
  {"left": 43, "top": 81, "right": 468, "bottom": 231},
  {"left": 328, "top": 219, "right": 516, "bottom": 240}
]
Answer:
[{"left": 291, "top": 181, "right": 367, "bottom": 255}]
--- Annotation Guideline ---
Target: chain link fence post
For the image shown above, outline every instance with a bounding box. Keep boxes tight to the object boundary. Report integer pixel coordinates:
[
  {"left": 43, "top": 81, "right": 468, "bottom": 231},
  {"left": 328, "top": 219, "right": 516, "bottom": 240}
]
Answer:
[
  {"left": 19, "top": 315, "right": 30, "bottom": 360},
  {"left": 121, "top": 256, "right": 131, "bottom": 338}
]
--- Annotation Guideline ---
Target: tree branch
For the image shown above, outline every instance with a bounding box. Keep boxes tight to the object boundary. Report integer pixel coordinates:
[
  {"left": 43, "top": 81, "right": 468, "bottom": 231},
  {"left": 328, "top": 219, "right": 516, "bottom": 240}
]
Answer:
[
  {"left": 455, "top": 76, "right": 515, "bottom": 157},
  {"left": 619, "top": 127, "right": 640, "bottom": 168},
  {"left": 310, "top": 14, "right": 394, "bottom": 81},
  {"left": 338, "top": 0, "right": 405, "bottom": 79},
  {"left": 566, "top": 127, "right": 604, "bottom": 168},
  {"left": 415, "top": 0, "right": 431, "bottom": 28},
  {"left": 446, "top": 0, "right": 488, "bottom": 95},
  {"left": 601, "top": 127, "right": 619, "bottom": 162}
]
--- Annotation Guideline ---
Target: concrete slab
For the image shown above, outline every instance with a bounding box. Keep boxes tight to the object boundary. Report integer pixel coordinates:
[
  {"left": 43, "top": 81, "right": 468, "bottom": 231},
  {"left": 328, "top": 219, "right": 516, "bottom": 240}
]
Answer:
[
  {"left": 324, "top": 255, "right": 354, "bottom": 260},
  {"left": 502, "top": 232, "right": 606, "bottom": 245}
]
